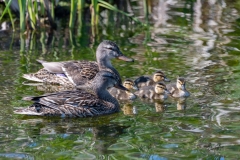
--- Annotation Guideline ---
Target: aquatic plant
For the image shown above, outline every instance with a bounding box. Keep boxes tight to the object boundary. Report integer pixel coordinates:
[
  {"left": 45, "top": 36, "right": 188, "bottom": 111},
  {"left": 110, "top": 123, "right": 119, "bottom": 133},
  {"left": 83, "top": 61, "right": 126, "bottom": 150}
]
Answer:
[{"left": 0, "top": 0, "right": 148, "bottom": 32}]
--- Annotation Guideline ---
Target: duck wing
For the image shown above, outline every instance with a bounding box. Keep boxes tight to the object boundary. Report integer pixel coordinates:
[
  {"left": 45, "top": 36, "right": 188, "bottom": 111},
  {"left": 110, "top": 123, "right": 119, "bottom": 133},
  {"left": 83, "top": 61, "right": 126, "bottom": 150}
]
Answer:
[
  {"left": 166, "top": 83, "right": 177, "bottom": 95},
  {"left": 134, "top": 76, "right": 151, "bottom": 88},
  {"left": 62, "top": 61, "right": 99, "bottom": 85},
  {"left": 37, "top": 59, "right": 66, "bottom": 73},
  {"left": 20, "top": 90, "right": 105, "bottom": 117}
]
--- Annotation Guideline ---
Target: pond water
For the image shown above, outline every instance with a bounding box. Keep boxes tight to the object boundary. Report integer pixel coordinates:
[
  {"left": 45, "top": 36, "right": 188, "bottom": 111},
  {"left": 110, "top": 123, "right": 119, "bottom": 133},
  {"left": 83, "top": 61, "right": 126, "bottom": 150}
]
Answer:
[{"left": 1, "top": 0, "right": 240, "bottom": 159}]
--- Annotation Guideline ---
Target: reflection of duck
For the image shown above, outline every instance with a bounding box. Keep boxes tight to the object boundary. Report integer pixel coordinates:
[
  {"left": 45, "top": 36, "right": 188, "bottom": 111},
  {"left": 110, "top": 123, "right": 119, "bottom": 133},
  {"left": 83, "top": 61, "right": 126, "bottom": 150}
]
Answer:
[
  {"left": 15, "top": 71, "right": 127, "bottom": 117},
  {"left": 176, "top": 98, "right": 187, "bottom": 110},
  {"left": 23, "top": 40, "right": 134, "bottom": 86},
  {"left": 167, "top": 77, "right": 190, "bottom": 98},
  {"left": 135, "top": 82, "right": 170, "bottom": 100},
  {"left": 154, "top": 102, "right": 165, "bottom": 112},
  {"left": 122, "top": 103, "right": 138, "bottom": 115},
  {"left": 134, "top": 70, "right": 170, "bottom": 88},
  {"left": 109, "top": 79, "right": 137, "bottom": 100}
]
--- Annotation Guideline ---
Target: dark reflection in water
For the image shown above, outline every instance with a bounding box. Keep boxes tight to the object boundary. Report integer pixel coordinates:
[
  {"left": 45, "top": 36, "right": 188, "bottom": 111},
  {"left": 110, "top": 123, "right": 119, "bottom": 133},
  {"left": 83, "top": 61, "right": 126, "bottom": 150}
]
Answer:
[{"left": 1, "top": 115, "right": 130, "bottom": 158}]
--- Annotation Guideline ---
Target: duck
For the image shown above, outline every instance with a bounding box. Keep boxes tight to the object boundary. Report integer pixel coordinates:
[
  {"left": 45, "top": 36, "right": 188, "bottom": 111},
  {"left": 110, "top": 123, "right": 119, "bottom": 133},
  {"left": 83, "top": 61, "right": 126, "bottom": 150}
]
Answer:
[
  {"left": 14, "top": 71, "right": 127, "bottom": 117},
  {"left": 23, "top": 40, "right": 134, "bottom": 86},
  {"left": 108, "top": 79, "right": 138, "bottom": 100},
  {"left": 166, "top": 77, "right": 190, "bottom": 98},
  {"left": 134, "top": 70, "right": 170, "bottom": 88},
  {"left": 135, "top": 82, "right": 170, "bottom": 100}
]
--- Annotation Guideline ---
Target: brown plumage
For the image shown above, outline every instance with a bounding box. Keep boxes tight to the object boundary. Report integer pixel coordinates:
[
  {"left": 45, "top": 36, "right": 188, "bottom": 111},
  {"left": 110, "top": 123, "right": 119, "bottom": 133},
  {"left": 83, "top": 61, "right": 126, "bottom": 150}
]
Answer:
[
  {"left": 23, "top": 40, "right": 134, "bottom": 86},
  {"left": 15, "top": 71, "right": 127, "bottom": 117},
  {"left": 109, "top": 79, "right": 137, "bottom": 100},
  {"left": 134, "top": 70, "right": 170, "bottom": 88},
  {"left": 135, "top": 82, "right": 170, "bottom": 100},
  {"left": 166, "top": 77, "right": 190, "bottom": 98}
]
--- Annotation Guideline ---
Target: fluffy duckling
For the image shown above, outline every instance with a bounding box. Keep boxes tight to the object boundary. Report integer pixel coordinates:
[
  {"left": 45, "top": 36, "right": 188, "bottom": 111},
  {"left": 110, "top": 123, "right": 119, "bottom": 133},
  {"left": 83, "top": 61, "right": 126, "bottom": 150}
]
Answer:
[
  {"left": 135, "top": 82, "right": 170, "bottom": 100},
  {"left": 134, "top": 70, "right": 170, "bottom": 88},
  {"left": 109, "top": 79, "right": 137, "bottom": 100},
  {"left": 166, "top": 77, "right": 190, "bottom": 98}
]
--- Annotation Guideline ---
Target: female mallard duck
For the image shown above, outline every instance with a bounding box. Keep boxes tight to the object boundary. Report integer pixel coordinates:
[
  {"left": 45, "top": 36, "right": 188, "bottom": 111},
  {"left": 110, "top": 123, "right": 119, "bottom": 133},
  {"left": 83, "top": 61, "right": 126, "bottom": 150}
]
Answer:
[
  {"left": 135, "top": 82, "right": 170, "bottom": 100},
  {"left": 23, "top": 40, "right": 134, "bottom": 86},
  {"left": 166, "top": 77, "right": 190, "bottom": 98},
  {"left": 14, "top": 71, "right": 127, "bottom": 117},
  {"left": 134, "top": 70, "right": 170, "bottom": 88},
  {"left": 109, "top": 79, "right": 138, "bottom": 100}
]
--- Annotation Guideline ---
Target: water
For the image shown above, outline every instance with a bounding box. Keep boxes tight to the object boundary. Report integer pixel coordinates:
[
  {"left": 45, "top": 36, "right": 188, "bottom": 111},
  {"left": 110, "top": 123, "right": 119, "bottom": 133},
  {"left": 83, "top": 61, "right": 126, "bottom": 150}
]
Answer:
[{"left": 1, "top": 0, "right": 240, "bottom": 159}]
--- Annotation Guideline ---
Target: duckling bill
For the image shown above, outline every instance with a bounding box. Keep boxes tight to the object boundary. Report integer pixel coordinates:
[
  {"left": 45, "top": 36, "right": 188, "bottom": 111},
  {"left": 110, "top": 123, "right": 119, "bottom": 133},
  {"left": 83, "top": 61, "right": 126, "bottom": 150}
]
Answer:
[
  {"left": 15, "top": 71, "right": 127, "bottom": 117},
  {"left": 166, "top": 77, "right": 190, "bottom": 98}
]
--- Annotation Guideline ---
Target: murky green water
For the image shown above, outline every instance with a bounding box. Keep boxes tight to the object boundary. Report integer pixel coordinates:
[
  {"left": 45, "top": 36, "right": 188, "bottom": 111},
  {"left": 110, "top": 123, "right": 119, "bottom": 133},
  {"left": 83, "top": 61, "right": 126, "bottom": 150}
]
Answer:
[{"left": 1, "top": 0, "right": 240, "bottom": 159}]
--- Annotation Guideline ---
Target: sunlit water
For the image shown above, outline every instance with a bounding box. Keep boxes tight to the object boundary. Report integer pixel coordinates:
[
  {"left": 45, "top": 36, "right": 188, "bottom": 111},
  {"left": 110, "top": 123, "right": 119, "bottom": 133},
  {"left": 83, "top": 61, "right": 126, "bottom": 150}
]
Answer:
[{"left": 1, "top": 0, "right": 240, "bottom": 159}]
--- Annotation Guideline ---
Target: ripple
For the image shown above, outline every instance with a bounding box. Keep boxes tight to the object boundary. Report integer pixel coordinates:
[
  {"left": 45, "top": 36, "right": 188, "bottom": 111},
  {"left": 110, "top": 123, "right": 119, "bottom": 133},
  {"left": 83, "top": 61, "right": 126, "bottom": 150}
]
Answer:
[
  {"left": 108, "top": 142, "right": 134, "bottom": 151},
  {"left": 0, "top": 153, "right": 34, "bottom": 160},
  {"left": 73, "top": 150, "right": 96, "bottom": 160}
]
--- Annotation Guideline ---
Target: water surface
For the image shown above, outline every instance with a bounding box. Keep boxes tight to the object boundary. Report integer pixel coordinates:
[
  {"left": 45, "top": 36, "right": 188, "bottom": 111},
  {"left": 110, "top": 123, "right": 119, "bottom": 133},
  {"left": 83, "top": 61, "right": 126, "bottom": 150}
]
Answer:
[{"left": 1, "top": 0, "right": 240, "bottom": 159}]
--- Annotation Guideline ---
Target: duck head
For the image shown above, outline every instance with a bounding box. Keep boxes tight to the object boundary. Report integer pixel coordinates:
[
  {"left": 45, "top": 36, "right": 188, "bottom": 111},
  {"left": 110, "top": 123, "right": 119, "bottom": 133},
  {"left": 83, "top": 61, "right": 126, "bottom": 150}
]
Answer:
[
  {"left": 96, "top": 40, "right": 134, "bottom": 64},
  {"left": 95, "top": 71, "right": 129, "bottom": 91}
]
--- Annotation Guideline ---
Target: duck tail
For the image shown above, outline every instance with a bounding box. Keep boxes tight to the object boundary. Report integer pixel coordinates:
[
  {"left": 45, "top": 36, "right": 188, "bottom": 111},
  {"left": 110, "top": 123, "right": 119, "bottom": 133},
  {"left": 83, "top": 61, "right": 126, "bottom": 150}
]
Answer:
[
  {"left": 14, "top": 107, "right": 42, "bottom": 115},
  {"left": 36, "top": 59, "right": 47, "bottom": 64},
  {"left": 22, "top": 96, "right": 35, "bottom": 101},
  {"left": 22, "top": 74, "right": 44, "bottom": 83}
]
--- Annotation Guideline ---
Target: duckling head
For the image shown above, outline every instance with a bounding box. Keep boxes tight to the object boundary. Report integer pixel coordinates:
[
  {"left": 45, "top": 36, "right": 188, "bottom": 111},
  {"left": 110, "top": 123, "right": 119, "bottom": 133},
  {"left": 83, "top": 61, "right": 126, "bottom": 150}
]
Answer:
[
  {"left": 96, "top": 40, "right": 134, "bottom": 63},
  {"left": 153, "top": 71, "right": 170, "bottom": 82},
  {"left": 123, "top": 79, "right": 139, "bottom": 90},
  {"left": 176, "top": 77, "right": 186, "bottom": 91},
  {"left": 155, "top": 82, "right": 170, "bottom": 94}
]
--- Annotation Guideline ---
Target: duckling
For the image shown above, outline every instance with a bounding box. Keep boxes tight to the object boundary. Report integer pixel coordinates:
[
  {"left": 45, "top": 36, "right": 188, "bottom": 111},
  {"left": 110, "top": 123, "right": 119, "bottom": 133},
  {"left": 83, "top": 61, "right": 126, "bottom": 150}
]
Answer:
[
  {"left": 134, "top": 70, "right": 170, "bottom": 88},
  {"left": 108, "top": 79, "right": 137, "bottom": 100},
  {"left": 122, "top": 103, "right": 138, "bottom": 115},
  {"left": 135, "top": 82, "right": 170, "bottom": 100},
  {"left": 23, "top": 40, "right": 134, "bottom": 86},
  {"left": 166, "top": 77, "right": 190, "bottom": 98},
  {"left": 14, "top": 71, "right": 127, "bottom": 117}
]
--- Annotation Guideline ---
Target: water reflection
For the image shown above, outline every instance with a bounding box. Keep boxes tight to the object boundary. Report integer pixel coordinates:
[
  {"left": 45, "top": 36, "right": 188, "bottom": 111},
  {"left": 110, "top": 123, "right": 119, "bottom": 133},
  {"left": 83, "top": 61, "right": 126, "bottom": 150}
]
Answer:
[
  {"left": 1, "top": 0, "right": 240, "bottom": 159},
  {"left": 122, "top": 103, "right": 138, "bottom": 115},
  {"left": 0, "top": 116, "right": 130, "bottom": 157},
  {"left": 0, "top": 153, "right": 34, "bottom": 160}
]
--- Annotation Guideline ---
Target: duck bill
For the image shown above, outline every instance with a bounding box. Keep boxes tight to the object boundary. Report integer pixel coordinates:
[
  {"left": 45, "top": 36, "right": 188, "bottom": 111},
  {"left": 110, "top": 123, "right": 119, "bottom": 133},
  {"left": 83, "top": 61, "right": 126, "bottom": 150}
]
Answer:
[
  {"left": 165, "top": 89, "right": 171, "bottom": 95},
  {"left": 164, "top": 77, "right": 171, "bottom": 82},
  {"left": 117, "top": 55, "right": 134, "bottom": 62},
  {"left": 114, "top": 83, "right": 129, "bottom": 91},
  {"left": 132, "top": 85, "right": 139, "bottom": 91},
  {"left": 181, "top": 84, "right": 186, "bottom": 90}
]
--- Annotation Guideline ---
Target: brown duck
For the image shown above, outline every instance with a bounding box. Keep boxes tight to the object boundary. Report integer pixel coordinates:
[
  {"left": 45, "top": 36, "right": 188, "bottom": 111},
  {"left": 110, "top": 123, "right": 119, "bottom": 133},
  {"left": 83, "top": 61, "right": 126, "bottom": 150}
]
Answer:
[
  {"left": 23, "top": 40, "right": 134, "bottom": 86},
  {"left": 15, "top": 71, "right": 127, "bottom": 117}
]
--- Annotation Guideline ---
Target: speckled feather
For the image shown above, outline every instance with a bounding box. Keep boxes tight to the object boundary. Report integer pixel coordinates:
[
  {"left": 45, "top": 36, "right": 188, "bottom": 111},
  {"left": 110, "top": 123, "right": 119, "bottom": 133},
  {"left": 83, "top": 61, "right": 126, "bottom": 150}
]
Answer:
[
  {"left": 22, "top": 40, "right": 133, "bottom": 86},
  {"left": 16, "top": 71, "right": 122, "bottom": 117},
  {"left": 18, "top": 90, "right": 117, "bottom": 117}
]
